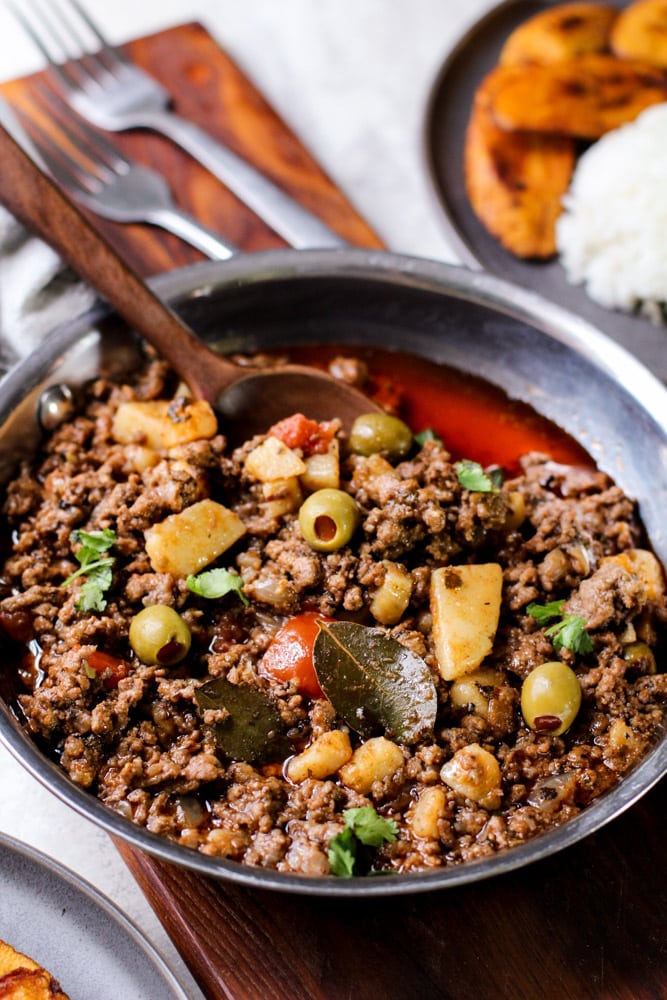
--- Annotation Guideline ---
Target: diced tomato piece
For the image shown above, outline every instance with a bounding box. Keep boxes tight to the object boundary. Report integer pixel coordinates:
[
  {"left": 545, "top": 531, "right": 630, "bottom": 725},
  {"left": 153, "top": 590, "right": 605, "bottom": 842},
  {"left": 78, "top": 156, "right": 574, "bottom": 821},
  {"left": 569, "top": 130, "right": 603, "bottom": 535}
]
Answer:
[
  {"left": 368, "top": 376, "right": 404, "bottom": 415},
  {"left": 86, "top": 649, "right": 131, "bottom": 690},
  {"left": 268, "top": 413, "right": 335, "bottom": 456},
  {"left": 259, "top": 611, "right": 331, "bottom": 699}
]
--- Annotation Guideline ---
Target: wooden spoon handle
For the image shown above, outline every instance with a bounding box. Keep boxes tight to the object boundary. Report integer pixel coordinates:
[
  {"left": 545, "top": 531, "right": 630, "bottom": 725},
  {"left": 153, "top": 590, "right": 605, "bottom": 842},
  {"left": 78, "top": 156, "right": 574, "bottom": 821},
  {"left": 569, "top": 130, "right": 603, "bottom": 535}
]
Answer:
[{"left": 0, "top": 121, "right": 232, "bottom": 402}]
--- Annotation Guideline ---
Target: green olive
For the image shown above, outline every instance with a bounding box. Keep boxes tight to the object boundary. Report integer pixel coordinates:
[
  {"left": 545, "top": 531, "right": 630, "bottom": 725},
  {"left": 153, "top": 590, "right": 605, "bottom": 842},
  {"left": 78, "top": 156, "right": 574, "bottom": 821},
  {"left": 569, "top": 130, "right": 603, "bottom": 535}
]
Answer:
[
  {"left": 623, "top": 640, "right": 657, "bottom": 675},
  {"left": 348, "top": 413, "right": 413, "bottom": 461},
  {"left": 521, "top": 661, "right": 581, "bottom": 736},
  {"left": 298, "top": 488, "right": 360, "bottom": 552},
  {"left": 129, "top": 604, "right": 191, "bottom": 666}
]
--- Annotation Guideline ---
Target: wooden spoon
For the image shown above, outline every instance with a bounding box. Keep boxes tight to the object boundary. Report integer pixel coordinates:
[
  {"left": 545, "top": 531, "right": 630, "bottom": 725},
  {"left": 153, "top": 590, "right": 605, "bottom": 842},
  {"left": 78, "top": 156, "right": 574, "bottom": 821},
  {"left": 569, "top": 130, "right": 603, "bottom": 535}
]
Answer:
[{"left": 0, "top": 121, "right": 379, "bottom": 437}]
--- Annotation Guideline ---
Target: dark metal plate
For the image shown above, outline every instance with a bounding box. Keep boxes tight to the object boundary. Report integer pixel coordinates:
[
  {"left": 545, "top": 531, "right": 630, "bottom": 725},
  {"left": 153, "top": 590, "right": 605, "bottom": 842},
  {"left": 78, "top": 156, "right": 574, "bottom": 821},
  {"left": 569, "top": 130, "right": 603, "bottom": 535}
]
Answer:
[{"left": 423, "top": 0, "right": 667, "bottom": 381}]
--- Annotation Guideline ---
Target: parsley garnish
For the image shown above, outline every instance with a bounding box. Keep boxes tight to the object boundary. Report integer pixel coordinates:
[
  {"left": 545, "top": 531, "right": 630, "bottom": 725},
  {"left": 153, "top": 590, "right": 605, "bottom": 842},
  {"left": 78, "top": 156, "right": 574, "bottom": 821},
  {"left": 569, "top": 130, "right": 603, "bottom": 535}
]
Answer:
[
  {"left": 527, "top": 599, "right": 567, "bottom": 625},
  {"left": 61, "top": 528, "right": 116, "bottom": 612},
  {"left": 186, "top": 568, "right": 249, "bottom": 606},
  {"left": 527, "top": 599, "right": 593, "bottom": 654},
  {"left": 414, "top": 428, "right": 443, "bottom": 447},
  {"left": 328, "top": 806, "right": 398, "bottom": 877},
  {"left": 455, "top": 459, "right": 497, "bottom": 493}
]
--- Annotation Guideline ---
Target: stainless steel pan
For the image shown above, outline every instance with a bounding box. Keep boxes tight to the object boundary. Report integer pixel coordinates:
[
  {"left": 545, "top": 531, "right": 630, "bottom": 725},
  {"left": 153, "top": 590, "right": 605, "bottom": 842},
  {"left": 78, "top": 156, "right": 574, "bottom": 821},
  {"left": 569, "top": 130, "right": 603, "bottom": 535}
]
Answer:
[{"left": 1, "top": 249, "right": 665, "bottom": 896}]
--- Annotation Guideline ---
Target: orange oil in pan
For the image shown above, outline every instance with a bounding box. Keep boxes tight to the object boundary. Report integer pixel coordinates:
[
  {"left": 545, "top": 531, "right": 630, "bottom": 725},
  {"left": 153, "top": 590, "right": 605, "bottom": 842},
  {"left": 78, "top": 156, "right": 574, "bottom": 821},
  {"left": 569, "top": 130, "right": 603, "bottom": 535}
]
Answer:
[{"left": 288, "top": 344, "right": 592, "bottom": 473}]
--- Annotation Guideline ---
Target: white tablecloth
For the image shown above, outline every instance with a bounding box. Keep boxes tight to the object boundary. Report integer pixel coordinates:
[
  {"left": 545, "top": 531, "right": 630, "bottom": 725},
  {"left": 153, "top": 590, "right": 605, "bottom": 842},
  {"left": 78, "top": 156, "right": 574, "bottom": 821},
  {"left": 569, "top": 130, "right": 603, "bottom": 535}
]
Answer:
[{"left": 0, "top": 1, "right": 496, "bottom": 994}]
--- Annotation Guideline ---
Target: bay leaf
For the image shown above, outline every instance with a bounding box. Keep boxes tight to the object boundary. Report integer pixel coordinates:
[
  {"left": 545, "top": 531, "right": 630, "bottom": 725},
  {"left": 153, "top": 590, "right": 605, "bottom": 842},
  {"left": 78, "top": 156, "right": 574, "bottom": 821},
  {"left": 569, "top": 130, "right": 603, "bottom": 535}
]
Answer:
[
  {"left": 195, "top": 676, "right": 291, "bottom": 764},
  {"left": 313, "top": 622, "right": 437, "bottom": 744}
]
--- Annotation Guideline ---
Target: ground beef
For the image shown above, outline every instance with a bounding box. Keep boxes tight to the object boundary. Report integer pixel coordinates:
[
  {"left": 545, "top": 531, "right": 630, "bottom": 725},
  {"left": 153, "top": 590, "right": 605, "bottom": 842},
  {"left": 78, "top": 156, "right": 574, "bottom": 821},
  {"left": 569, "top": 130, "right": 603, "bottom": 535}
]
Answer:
[{"left": 0, "top": 358, "right": 665, "bottom": 879}]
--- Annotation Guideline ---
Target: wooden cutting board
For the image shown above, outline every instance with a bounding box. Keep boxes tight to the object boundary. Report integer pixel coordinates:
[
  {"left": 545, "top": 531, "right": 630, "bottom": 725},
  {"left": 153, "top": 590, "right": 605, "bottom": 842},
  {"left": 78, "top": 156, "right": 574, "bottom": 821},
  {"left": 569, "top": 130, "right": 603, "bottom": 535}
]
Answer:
[
  {"left": 0, "top": 22, "right": 383, "bottom": 273},
  {"left": 3, "top": 23, "right": 665, "bottom": 1000},
  {"left": 117, "top": 784, "right": 666, "bottom": 1000}
]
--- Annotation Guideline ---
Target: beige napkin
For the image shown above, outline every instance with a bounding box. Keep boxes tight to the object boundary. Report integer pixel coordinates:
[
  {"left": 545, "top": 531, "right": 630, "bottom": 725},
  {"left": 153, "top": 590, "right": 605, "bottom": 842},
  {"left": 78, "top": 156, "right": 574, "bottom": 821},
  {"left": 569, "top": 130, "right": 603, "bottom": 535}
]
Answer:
[
  {"left": 0, "top": 204, "right": 94, "bottom": 376},
  {"left": 0, "top": 96, "right": 95, "bottom": 376}
]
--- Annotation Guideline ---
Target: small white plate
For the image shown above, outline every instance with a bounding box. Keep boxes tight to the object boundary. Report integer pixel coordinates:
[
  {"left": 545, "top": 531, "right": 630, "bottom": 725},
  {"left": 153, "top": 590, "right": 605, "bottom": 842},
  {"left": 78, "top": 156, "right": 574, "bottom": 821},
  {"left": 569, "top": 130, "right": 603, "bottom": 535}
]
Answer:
[{"left": 0, "top": 832, "right": 191, "bottom": 1000}]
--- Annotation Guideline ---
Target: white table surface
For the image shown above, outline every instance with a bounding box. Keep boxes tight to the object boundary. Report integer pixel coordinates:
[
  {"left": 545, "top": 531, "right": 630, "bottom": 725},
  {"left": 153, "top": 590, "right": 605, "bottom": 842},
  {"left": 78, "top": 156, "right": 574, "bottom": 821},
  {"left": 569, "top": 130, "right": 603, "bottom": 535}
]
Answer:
[{"left": 0, "top": 1, "right": 494, "bottom": 996}]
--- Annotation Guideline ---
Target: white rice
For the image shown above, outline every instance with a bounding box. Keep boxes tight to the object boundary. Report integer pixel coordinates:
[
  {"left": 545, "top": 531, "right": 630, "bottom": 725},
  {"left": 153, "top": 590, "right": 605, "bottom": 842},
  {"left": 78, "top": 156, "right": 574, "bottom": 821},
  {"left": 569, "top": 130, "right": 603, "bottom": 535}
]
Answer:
[{"left": 556, "top": 103, "right": 667, "bottom": 324}]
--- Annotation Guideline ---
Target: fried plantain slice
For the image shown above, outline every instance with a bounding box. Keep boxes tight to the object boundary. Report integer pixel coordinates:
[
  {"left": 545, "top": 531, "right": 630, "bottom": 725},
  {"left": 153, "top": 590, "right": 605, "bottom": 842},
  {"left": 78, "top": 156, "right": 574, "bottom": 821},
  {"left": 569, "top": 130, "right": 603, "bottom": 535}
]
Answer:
[
  {"left": 488, "top": 53, "right": 667, "bottom": 138},
  {"left": 0, "top": 968, "right": 69, "bottom": 999},
  {"left": 0, "top": 944, "right": 39, "bottom": 979},
  {"left": 500, "top": 2, "right": 618, "bottom": 66},
  {"left": 611, "top": 0, "right": 667, "bottom": 67},
  {"left": 464, "top": 74, "right": 575, "bottom": 258},
  {"left": 0, "top": 943, "right": 68, "bottom": 1000}
]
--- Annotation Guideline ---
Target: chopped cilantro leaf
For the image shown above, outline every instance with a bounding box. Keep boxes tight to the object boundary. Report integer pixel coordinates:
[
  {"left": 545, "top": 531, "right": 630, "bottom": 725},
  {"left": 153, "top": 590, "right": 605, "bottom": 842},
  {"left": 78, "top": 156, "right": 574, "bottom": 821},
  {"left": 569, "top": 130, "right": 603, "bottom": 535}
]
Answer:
[
  {"left": 60, "top": 555, "right": 114, "bottom": 587},
  {"left": 455, "top": 459, "right": 497, "bottom": 493},
  {"left": 527, "top": 599, "right": 565, "bottom": 624},
  {"left": 546, "top": 616, "right": 593, "bottom": 654},
  {"left": 414, "top": 428, "right": 443, "bottom": 447},
  {"left": 328, "top": 826, "right": 358, "bottom": 877},
  {"left": 328, "top": 806, "right": 398, "bottom": 877},
  {"left": 70, "top": 527, "right": 116, "bottom": 559},
  {"left": 61, "top": 529, "right": 116, "bottom": 613},
  {"left": 76, "top": 563, "right": 114, "bottom": 612},
  {"left": 344, "top": 806, "right": 399, "bottom": 847},
  {"left": 186, "top": 568, "right": 249, "bottom": 606},
  {"left": 527, "top": 600, "right": 593, "bottom": 655}
]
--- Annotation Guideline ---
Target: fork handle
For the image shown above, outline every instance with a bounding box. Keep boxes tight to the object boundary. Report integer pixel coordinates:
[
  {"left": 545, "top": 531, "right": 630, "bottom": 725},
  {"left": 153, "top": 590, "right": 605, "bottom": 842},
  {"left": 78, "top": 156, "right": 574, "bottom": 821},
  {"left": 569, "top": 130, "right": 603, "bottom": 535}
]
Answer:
[
  {"left": 147, "top": 207, "right": 236, "bottom": 260},
  {"left": 137, "top": 108, "right": 349, "bottom": 250}
]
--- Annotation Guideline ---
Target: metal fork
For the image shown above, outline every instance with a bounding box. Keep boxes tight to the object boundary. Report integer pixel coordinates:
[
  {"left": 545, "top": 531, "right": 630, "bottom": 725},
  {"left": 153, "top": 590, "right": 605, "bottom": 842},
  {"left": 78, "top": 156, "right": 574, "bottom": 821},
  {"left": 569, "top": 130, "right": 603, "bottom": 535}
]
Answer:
[
  {"left": 15, "top": 85, "right": 237, "bottom": 261},
  {"left": 9, "top": 0, "right": 347, "bottom": 250}
]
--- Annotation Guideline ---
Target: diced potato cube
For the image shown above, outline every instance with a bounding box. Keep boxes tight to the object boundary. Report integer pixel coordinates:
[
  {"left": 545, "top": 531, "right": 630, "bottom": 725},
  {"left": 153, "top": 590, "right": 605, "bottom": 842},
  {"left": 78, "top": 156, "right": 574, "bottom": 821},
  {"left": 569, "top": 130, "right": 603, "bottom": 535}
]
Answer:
[
  {"left": 145, "top": 498, "right": 246, "bottom": 576},
  {"left": 201, "top": 827, "right": 250, "bottom": 858},
  {"left": 300, "top": 441, "right": 340, "bottom": 492},
  {"left": 618, "top": 622, "right": 637, "bottom": 644},
  {"left": 350, "top": 453, "right": 397, "bottom": 490},
  {"left": 430, "top": 563, "right": 503, "bottom": 680},
  {"left": 606, "top": 718, "right": 642, "bottom": 756},
  {"left": 286, "top": 730, "right": 352, "bottom": 783},
  {"left": 244, "top": 436, "right": 307, "bottom": 482},
  {"left": 112, "top": 399, "right": 217, "bottom": 449},
  {"left": 440, "top": 743, "right": 501, "bottom": 808},
  {"left": 261, "top": 476, "right": 303, "bottom": 518},
  {"left": 370, "top": 561, "right": 413, "bottom": 625},
  {"left": 449, "top": 667, "right": 505, "bottom": 719},
  {"left": 602, "top": 549, "right": 665, "bottom": 601},
  {"left": 338, "top": 736, "right": 404, "bottom": 795},
  {"left": 125, "top": 444, "right": 160, "bottom": 473},
  {"left": 359, "top": 454, "right": 396, "bottom": 478},
  {"left": 112, "top": 402, "right": 161, "bottom": 446},
  {"left": 410, "top": 786, "right": 447, "bottom": 840}
]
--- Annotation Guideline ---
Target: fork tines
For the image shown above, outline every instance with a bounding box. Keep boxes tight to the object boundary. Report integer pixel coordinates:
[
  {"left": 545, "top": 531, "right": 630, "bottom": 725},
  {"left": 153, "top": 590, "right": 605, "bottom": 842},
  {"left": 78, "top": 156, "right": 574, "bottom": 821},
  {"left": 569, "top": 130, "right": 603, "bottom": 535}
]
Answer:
[
  {"left": 18, "top": 84, "right": 130, "bottom": 193},
  {"left": 12, "top": 80, "right": 237, "bottom": 260},
  {"left": 8, "top": 0, "right": 347, "bottom": 248},
  {"left": 8, "top": 0, "right": 130, "bottom": 95}
]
